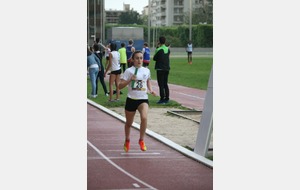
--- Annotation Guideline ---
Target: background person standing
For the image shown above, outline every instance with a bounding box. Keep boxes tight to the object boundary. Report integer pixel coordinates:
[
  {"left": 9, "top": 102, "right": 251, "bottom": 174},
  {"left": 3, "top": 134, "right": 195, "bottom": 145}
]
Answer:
[
  {"left": 93, "top": 43, "right": 108, "bottom": 96},
  {"left": 87, "top": 47, "right": 100, "bottom": 98},
  {"left": 118, "top": 42, "right": 127, "bottom": 73},
  {"left": 126, "top": 39, "right": 135, "bottom": 68},
  {"left": 153, "top": 36, "right": 171, "bottom": 104},
  {"left": 186, "top": 41, "right": 193, "bottom": 64},
  {"left": 142, "top": 42, "right": 150, "bottom": 68},
  {"left": 104, "top": 43, "right": 121, "bottom": 102}
]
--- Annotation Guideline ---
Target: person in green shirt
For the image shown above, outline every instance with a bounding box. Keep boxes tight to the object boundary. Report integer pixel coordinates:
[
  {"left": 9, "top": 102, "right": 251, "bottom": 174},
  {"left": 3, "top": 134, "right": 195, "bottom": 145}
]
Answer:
[
  {"left": 118, "top": 42, "right": 127, "bottom": 73},
  {"left": 153, "top": 36, "right": 171, "bottom": 104}
]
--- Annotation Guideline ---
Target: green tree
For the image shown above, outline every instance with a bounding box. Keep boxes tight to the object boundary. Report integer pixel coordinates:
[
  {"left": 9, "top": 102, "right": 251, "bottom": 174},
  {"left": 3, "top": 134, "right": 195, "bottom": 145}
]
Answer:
[
  {"left": 118, "top": 10, "right": 143, "bottom": 25},
  {"left": 184, "top": 0, "right": 213, "bottom": 24}
]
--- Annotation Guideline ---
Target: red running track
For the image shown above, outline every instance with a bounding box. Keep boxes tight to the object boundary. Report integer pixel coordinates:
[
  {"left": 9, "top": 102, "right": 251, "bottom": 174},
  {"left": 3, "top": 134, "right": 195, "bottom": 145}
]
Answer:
[
  {"left": 150, "top": 80, "right": 206, "bottom": 111},
  {"left": 87, "top": 103, "right": 213, "bottom": 190}
]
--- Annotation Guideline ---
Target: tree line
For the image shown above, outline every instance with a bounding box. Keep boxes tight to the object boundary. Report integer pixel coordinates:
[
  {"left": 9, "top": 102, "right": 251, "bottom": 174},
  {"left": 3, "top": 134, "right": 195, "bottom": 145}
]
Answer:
[{"left": 106, "top": 24, "right": 213, "bottom": 48}]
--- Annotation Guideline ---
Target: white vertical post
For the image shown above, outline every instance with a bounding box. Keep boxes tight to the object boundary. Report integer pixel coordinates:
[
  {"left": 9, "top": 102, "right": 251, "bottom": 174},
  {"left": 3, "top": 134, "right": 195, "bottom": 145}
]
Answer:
[
  {"left": 87, "top": 0, "right": 90, "bottom": 44},
  {"left": 189, "top": 0, "right": 192, "bottom": 41},
  {"left": 148, "top": 0, "right": 151, "bottom": 45},
  {"left": 194, "top": 67, "right": 213, "bottom": 157},
  {"left": 152, "top": 25, "right": 155, "bottom": 48},
  {"left": 94, "top": 0, "right": 96, "bottom": 41},
  {"left": 102, "top": 0, "right": 106, "bottom": 43}
]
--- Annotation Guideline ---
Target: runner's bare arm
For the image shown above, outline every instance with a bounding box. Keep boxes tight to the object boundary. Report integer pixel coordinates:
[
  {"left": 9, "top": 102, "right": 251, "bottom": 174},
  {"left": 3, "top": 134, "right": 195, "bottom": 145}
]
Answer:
[
  {"left": 104, "top": 53, "right": 112, "bottom": 77},
  {"left": 147, "top": 79, "right": 157, "bottom": 96}
]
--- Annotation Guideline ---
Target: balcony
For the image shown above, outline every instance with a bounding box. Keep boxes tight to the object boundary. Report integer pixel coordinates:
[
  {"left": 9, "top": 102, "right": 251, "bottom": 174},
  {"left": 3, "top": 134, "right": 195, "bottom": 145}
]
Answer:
[{"left": 173, "top": 11, "right": 183, "bottom": 15}]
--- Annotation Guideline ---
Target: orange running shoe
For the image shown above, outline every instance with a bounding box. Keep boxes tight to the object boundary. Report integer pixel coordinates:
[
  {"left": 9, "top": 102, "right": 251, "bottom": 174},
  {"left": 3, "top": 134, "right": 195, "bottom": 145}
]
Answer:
[
  {"left": 139, "top": 139, "right": 147, "bottom": 151},
  {"left": 124, "top": 140, "right": 130, "bottom": 152}
]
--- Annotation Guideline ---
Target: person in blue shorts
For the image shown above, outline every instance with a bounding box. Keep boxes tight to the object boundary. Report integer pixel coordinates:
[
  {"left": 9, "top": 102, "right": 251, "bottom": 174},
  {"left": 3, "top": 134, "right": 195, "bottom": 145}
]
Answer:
[
  {"left": 126, "top": 39, "right": 135, "bottom": 68},
  {"left": 142, "top": 42, "right": 151, "bottom": 68}
]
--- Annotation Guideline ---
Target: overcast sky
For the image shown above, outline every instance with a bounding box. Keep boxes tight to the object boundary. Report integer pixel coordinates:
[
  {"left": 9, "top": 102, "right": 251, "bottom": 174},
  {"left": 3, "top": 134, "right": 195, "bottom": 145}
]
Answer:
[{"left": 105, "top": 0, "right": 149, "bottom": 14}]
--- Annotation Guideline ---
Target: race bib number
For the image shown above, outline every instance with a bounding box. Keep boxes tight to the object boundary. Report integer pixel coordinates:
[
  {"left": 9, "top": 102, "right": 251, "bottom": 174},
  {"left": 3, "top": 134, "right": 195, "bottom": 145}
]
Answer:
[{"left": 132, "top": 80, "right": 146, "bottom": 91}]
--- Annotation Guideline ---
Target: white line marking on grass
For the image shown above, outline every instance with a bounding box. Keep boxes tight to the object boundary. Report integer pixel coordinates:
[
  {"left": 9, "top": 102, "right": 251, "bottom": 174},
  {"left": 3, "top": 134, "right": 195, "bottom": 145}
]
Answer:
[{"left": 87, "top": 140, "right": 157, "bottom": 190}]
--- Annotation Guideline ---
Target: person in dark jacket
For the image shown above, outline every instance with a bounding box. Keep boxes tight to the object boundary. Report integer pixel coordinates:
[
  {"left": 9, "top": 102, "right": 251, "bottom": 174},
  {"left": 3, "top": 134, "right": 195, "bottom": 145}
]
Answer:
[
  {"left": 153, "top": 36, "right": 171, "bottom": 104},
  {"left": 93, "top": 43, "right": 108, "bottom": 96}
]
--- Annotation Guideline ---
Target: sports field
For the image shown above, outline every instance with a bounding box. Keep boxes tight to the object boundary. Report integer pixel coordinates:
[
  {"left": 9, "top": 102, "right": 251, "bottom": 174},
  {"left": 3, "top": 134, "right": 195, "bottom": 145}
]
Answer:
[
  {"left": 87, "top": 54, "right": 213, "bottom": 107},
  {"left": 148, "top": 56, "right": 212, "bottom": 89}
]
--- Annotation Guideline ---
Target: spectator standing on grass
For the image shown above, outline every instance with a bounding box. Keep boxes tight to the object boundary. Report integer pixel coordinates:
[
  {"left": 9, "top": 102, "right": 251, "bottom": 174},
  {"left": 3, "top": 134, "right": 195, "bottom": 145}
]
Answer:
[
  {"left": 93, "top": 43, "right": 108, "bottom": 96},
  {"left": 119, "top": 50, "right": 157, "bottom": 152},
  {"left": 126, "top": 39, "right": 135, "bottom": 68},
  {"left": 142, "top": 42, "right": 151, "bottom": 68},
  {"left": 104, "top": 43, "right": 121, "bottom": 102},
  {"left": 104, "top": 43, "right": 111, "bottom": 72},
  {"left": 153, "top": 36, "right": 171, "bottom": 104},
  {"left": 118, "top": 42, "right": 127, "bottom": 73},
  {"left": 87, "top": 47, "right": 100, "bottom": 98},
  {"left": 95, "top": 38, "right": 105, "bottom": 58},
  {"left": 186, "top": 40, "right": 193, "bottom": 64}
]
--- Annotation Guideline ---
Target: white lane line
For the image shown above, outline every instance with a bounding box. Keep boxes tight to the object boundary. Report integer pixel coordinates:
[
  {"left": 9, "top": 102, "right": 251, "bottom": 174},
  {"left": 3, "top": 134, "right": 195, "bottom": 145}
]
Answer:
[
  {"left": 87, "top": 140, "right": 157, "bottom": 190},
  {"left": 151, "top": 84, "right": 204, "bottom": 99},
  {"left": 88, "top": 156, "right": 166, "bottom": 160},
  {"left": 88, "top": 156, "right": 186, "bottom": 160},
  {"left": 121, "top": 153, "right": 161, "bottom": 155},
  {"left": 133, "top": 183, "right": 140, "bottom": 188},
  {"left": 107, "top": 150, "right": 166, "bottom": 152},
  {"left": 106, "top": 188, "right": 152, "bottom": 190},
  {"left": 176, "top": 92, "right": 205, "bottom": 99}
]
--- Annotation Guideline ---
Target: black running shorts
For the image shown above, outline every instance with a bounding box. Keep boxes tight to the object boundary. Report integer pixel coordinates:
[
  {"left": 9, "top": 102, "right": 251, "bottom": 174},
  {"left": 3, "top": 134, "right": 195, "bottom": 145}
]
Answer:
[
  {"left": 125, "top": 97, "right": 149, "bottom": 112},
  {"left": 111, "top": 69, "right": 121, "bottom": 75}
]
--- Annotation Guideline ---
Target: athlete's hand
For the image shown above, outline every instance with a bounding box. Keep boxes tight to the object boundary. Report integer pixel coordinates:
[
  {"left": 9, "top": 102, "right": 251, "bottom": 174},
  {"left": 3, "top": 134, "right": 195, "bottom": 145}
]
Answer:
[
  {"left": 149, "top": 91, "right": 157, "bottom": 96},
  {"left": 131, "top": 74, "right": 137, "bottom": 81}
]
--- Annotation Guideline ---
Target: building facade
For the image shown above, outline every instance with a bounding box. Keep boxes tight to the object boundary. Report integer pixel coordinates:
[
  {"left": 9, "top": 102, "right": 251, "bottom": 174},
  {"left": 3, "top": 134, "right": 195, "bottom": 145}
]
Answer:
[
  {"left": 87, "top": 0, "right": 105, "bottom": 45},
  {"left": 105, "top": 4, "right": 130, "bottom": 24},
  {"left": 148, "top": 0, "right": 208, "bottom": 26}
]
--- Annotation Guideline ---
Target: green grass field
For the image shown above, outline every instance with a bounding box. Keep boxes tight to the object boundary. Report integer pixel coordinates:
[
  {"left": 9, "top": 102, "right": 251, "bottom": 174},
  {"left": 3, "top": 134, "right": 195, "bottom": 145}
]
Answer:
[
  {"left": 148, "top": 57, "right": 213, "bottom": 90},
  {"left": 87, "top": 56, "right": 212, "bottom": 108},
  {"left": 87, "top": 81, "right": 182, "bottom": 108}
]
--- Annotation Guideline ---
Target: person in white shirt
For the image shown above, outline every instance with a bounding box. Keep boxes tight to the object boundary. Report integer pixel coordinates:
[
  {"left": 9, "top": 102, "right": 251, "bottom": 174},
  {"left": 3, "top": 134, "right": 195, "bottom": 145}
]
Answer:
[
  {"left": 119, "top": 50, "right": 157, "bottom": 152},
  {"left": 104, "top": 43, "right": 111, "bottom": 71},
  {"left": 186, "top": 40, "right": 193, "bottom": 64},
  {"left": 104, "top": 43, "right": 121, "bottom": 101}
]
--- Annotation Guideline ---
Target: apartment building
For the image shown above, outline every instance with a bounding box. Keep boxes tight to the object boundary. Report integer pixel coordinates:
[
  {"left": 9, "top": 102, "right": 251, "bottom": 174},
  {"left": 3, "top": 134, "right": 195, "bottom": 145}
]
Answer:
[
  {"left": 149, "top": 0, "right": 206, "bottom": 26},
  {"left": 106, "top": 4, "right": 130, "bottom": 24},
  {"left": 87, "top": 1, "right": 133, "bottom": 44}
]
